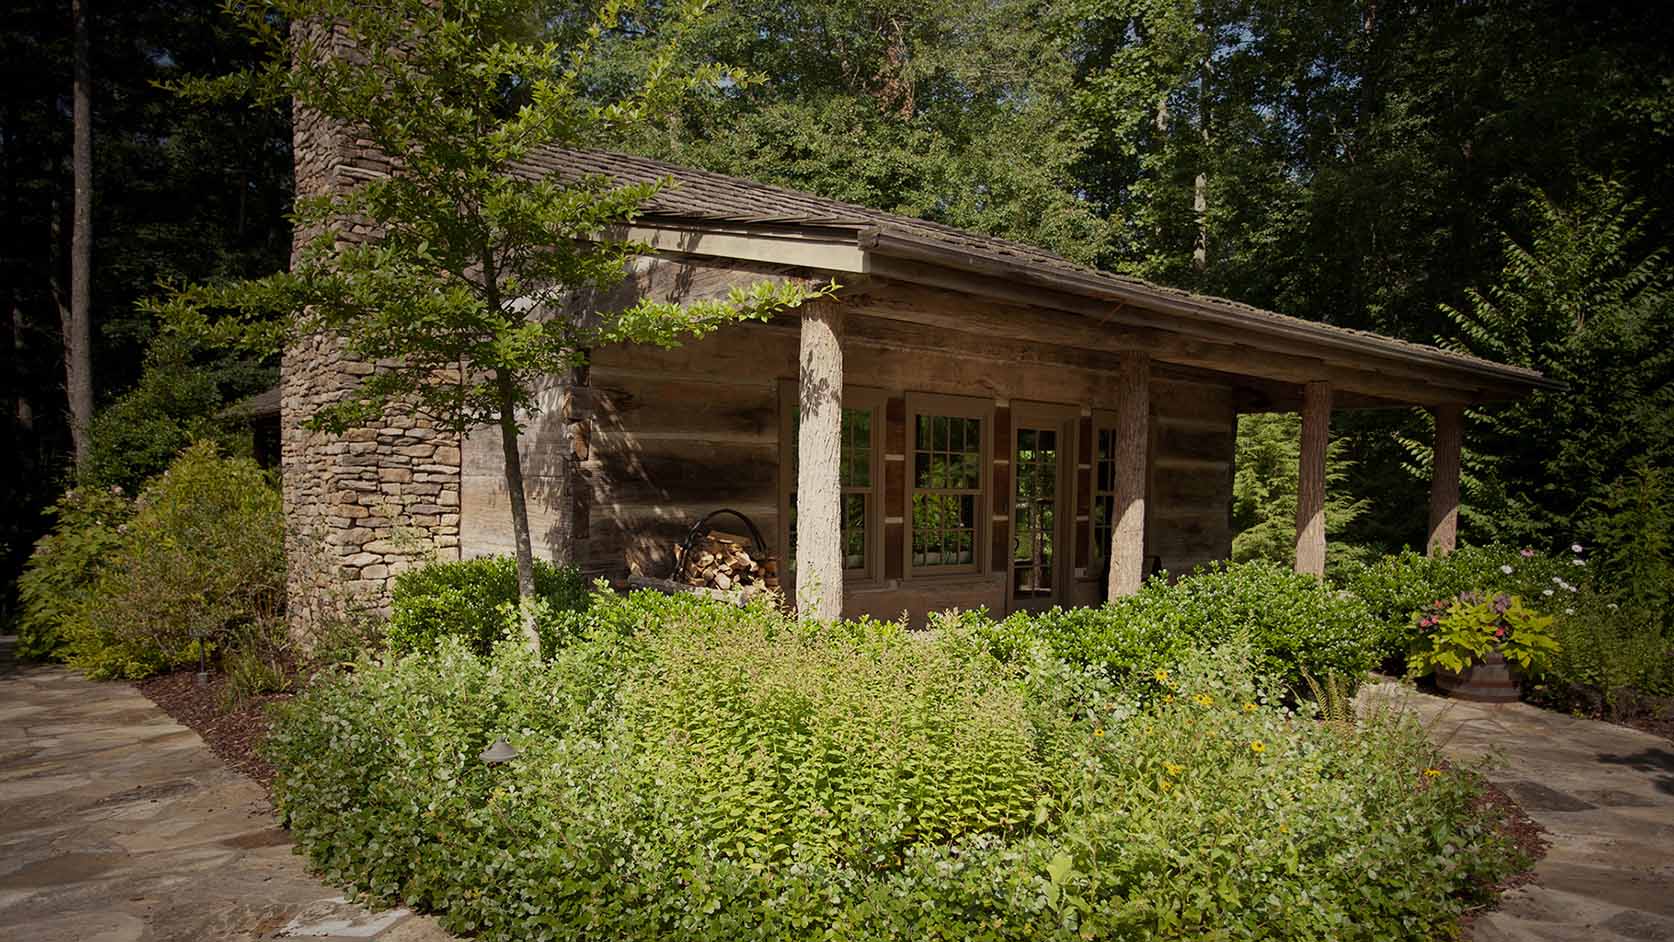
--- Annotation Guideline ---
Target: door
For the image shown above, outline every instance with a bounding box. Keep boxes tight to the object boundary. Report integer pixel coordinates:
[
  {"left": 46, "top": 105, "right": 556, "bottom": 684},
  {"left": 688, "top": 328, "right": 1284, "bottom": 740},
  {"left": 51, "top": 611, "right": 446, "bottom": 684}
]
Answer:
[{"left": 1009, "top": 405, "right": 1075, "bottom": 612}]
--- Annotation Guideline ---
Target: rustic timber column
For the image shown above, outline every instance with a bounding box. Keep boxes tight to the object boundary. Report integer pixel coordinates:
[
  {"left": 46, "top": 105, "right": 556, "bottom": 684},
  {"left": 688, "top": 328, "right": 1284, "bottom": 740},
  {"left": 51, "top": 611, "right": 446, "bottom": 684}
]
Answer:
[
  {"left": 1107, "top": 353, "right": 1150, "bottom": 599},
  {"left": 1294, "top": 380, "right": 1332, "bottom": 578},
  {"left": 795, "top": 298, "right": 845, "bottom": 620},
  {"left": 1427, "top": 404, "right": 1463, "bottom": 557}
]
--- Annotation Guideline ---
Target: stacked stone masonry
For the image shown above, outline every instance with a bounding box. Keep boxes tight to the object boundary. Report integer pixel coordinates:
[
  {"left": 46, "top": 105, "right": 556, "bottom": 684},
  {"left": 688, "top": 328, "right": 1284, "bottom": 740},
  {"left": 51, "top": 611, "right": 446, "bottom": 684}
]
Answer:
[{"left": 283, "top": 25, "right": 464, "bottom": 633}]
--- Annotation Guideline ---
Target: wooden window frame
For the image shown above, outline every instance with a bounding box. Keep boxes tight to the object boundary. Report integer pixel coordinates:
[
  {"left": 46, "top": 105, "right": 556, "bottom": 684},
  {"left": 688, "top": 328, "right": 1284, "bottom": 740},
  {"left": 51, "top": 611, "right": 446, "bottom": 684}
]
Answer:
[
  {"left": 778, "top": 381, "right": 887, "bottom": 590},
  {"left": 1006, "top": 400, "right": 1080, "bottom": 609},
  {"left": 903, "top": 392, "right": 993, "bottom": 580},
  {"left": 1088, "top": 408, "right": 1120, "bottom": 568}
]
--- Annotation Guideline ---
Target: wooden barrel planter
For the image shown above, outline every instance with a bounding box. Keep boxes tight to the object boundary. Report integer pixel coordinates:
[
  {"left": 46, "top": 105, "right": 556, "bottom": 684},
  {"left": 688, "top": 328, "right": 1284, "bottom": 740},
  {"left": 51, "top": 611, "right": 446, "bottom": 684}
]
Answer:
[{"left": 1436, "top": 651, "right": 1522, "bottom": 703}]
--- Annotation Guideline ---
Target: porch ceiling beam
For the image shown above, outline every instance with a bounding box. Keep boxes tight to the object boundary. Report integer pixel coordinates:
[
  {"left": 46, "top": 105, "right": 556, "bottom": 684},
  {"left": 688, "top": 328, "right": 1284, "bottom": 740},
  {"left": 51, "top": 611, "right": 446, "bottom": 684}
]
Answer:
[{"left": 848, "top": 279, "right": 1491, "bottom": 407}]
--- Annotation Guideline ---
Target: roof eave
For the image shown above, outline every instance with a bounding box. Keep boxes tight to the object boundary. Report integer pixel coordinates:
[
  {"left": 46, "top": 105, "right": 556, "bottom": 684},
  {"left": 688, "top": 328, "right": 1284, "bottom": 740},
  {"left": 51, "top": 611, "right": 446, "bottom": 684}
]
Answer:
[{"left": 859, "top": 226, "right": 1557, "bottom": 396}]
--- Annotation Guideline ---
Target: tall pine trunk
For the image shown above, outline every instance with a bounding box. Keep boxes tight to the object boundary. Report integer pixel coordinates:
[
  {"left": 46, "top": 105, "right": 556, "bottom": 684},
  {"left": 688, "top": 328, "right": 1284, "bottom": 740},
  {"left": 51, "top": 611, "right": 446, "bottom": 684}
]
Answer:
[
  {"left": 65, "top": 0, "right": 94, "bottom": 468},
  {"left": 493, "top": 366, "right": 542, "bottom": 653}
]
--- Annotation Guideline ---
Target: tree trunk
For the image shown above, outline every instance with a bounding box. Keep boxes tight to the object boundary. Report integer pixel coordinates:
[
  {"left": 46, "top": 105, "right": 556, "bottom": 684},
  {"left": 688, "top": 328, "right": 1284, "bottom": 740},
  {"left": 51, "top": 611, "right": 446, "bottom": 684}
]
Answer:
[
  {"left": 794, "top": 299, "right": 845, "bottom": 620},
  {"left": 1427, "top": 404, "right": 1463, "bottom": 556},
  {"left": 65, "top": 0, "right": 94, "bottom": 468},
  {"left": 1294, "top": 381, "right": 1331, "bottom": 578},
  {"left": 1107, "top": 353, "right": 1149, "bottom": 598},
  {"left": 494, "top": 367, "right": 541, "bottom": 652}
]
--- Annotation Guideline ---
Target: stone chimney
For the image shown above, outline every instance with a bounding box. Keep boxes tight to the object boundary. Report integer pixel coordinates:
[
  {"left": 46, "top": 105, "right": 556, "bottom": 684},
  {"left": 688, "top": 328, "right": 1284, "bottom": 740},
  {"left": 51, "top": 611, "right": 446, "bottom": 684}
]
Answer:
[{"left": 281, "top": 20, "right": 463, "bottom": 635}]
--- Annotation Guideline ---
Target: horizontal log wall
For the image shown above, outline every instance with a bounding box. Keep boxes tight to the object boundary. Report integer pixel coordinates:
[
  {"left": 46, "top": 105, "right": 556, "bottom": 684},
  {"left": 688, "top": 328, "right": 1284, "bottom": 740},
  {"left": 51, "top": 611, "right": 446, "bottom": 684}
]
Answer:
[{"left": 460, "top": 262, "right": 1238, "bottom": 621}]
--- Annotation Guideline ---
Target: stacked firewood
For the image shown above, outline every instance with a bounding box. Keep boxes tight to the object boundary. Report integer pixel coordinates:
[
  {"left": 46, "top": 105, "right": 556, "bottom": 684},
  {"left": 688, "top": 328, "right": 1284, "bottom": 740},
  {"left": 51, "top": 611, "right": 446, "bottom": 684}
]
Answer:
[{"left": 677, "top": 531, "right": 779, "bottom": 592}]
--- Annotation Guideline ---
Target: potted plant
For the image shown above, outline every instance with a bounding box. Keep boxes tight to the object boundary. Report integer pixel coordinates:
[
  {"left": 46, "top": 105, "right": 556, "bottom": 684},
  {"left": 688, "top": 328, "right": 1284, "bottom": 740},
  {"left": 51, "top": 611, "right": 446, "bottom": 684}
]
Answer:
[{"left": 1407, "top": 591, "right": 1560, "bottom": 702}]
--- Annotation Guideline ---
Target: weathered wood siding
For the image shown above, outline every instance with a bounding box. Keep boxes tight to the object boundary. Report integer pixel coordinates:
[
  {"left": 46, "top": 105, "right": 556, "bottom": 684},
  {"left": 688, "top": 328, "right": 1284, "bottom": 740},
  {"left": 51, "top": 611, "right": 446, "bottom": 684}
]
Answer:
[{"left": 461, "top": 264, "right": 1237, "bottom": 622}]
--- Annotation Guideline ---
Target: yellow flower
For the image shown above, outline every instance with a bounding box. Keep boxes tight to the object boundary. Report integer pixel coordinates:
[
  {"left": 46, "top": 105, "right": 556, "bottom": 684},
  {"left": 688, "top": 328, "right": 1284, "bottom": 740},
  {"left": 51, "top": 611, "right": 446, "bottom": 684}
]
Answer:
[
  {"left": 1154, "top": 668, "right": 1170, "bottom": 684},
  {"left": 1164, "top": 762, "right": 1183, "bottom": 777},
  {"left": 1160, "top": 779, "right": 1173, "bottom": 792},
  {"left": 1193, "top": 693, "right": 1214, "bottom": 707},
  {"left": 1279, "top": 824, "right": 1289, "bottom": 834},
  {"left": 1094, "top": 727, "right": 1105, "bottom": 737},
  {"left": 1424, "top": 768, "right": 1442, "bottom": 778},
  {"left": 1244, "top": 702, "right": 1257, "bottom": 713},
  {"left": 1163, "top": 694, "right": 1174, "bottom": 703},
  {"left": 1250, "top": 740, "right": 1266, "bottom": 754}
]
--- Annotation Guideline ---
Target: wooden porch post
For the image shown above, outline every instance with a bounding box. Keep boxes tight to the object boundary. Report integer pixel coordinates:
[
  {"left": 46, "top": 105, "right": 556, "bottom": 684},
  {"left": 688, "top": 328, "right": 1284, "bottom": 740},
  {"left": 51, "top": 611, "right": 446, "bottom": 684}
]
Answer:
[
  {"left": 795, "top": 298, "right": 845, "bottom": 620},
  {"left": 1294, "top": 380, "right": 1331, "bottom": 578},
  {"left": 1427, "top": 404, "right": 1463, "bottom": 557},
  {"left": 1107, "top": 353, "right": 1150, "bottom": 598}
]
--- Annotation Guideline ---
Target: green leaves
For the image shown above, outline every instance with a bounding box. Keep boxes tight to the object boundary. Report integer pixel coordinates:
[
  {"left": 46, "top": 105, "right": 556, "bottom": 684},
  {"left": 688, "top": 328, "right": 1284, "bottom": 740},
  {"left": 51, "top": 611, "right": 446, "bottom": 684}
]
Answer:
[{"left": 158, "top": 0, "right": 820, "bottom": 447}]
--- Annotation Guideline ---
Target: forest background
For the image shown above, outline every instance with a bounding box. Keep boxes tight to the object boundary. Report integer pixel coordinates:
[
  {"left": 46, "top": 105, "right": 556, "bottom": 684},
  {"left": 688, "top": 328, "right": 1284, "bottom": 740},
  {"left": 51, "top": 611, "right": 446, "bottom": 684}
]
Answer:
[{"left": 5, "top": 0, "right": 1672, "bottom": 617}]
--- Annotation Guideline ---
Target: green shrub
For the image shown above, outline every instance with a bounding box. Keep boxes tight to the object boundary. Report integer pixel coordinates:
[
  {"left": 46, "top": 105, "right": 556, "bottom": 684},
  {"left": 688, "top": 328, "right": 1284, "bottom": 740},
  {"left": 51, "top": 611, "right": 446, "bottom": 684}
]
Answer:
[
  {"left": 1336, "top": 545, "right": 1570, "bottom": 660},
  {"left": 62, "top": 442, "right": 285, "bottom": 679},
  {"left": 78, "top": 335, "right": 274, "bottom": 494},
  {"left": 16, "top": 486, "right": 134, "bottom": 661},
  {"left": 385, "top": 555, "right": 587, "bottom": 656},
  {"left": 974, "top": 560, "right": 1379, "bottom": 694},
  {"left": 1536, "top": 594, "right": 1674, "bottom": 715},
  {"left": 268, "top": 590, "right": 1521, "bottom": 941}
]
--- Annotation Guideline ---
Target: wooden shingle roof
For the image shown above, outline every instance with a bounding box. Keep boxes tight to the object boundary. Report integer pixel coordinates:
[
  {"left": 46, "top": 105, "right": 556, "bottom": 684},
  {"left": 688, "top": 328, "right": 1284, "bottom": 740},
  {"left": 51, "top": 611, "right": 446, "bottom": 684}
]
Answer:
[{"left": 514, "top": 146, "right": 1551, "bottom": 397}]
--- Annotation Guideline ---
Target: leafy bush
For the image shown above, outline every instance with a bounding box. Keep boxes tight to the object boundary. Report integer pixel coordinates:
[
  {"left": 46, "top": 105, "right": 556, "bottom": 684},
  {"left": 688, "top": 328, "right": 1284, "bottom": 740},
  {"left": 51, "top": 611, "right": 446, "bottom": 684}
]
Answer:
[
  {"left": 78, "top": 335, "right": 274, "bottom": 494},
  {"left": 269, "top": 590, "right": 1520, "bottom": 941},
  {"left": 1407, "top": 592, "right": 1560, "bottom": 677},
  {"left": 974, "top": 560, "right": 1379, "bottom": 694},
  {"left": 385, "top": 555, "right": 587, "bottom": 656},
  {"left": 1536, "top": 594, "right": 1674, "bottom": 716},
  {"left": 61, "top": 442, "right": 284, "bottom": 679},
  {"left": 1336, "top": 545, "right": 1569, "bottom": 660},
  {"left": 15, "top": 486, "right": 134, "bottom": 661}
]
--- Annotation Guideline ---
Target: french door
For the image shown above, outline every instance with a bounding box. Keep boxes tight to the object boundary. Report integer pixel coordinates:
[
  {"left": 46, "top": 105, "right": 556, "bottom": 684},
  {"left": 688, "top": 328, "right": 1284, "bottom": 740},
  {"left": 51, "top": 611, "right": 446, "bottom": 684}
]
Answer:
[{"left": 1008, "top": 404, "right": 1076, "bottom": 612}]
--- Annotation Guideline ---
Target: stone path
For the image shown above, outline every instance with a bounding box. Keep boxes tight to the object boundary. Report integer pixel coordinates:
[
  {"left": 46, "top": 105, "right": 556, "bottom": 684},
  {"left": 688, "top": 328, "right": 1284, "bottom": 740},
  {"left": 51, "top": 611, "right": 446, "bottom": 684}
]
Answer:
[
  {"left": 1365, "top": 681, "right": 1674, "bottom": 941},
  {"left": 0, "top": 635, "right": 454, "bottom": 942}
]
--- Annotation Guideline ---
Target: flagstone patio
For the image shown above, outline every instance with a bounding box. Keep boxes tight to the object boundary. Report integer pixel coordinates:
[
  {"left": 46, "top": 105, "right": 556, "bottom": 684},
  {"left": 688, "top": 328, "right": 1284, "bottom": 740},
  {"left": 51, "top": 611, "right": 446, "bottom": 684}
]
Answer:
[
  {"left": 1364, "top": 681, "right": 1674, "bottom": 941},
  {"left": 0, "top": 635, "right": 452, "bottom": 942}
]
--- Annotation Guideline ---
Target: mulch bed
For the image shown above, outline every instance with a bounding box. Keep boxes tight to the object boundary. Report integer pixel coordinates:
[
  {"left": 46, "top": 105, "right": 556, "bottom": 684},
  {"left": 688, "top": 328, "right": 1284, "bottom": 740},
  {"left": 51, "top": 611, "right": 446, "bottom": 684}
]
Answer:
[{"left": 135, "top": 671, "right": 293, "bottom": 791}]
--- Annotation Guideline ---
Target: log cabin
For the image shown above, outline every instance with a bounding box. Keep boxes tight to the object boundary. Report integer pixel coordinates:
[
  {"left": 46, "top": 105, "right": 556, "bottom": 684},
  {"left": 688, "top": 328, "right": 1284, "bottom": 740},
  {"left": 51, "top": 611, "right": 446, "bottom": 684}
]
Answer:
[{"left": 281, "top": 139, "right": 1552, "bottom": 628}]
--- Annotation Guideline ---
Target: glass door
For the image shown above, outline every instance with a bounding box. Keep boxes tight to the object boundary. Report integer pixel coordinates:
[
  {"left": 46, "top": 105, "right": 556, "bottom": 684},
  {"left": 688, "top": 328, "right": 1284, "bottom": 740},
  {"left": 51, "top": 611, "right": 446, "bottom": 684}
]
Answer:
[{"left": 1010, "top": 409, "right": 1073, "bottom": 611}]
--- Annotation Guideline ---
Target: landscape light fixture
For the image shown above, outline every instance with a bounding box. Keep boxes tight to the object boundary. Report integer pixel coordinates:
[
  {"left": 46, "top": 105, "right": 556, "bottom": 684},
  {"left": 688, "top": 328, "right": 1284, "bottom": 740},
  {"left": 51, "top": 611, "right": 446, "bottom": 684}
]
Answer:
[{"left": 479, "top": 738, "right": 520, "bottom": 765}]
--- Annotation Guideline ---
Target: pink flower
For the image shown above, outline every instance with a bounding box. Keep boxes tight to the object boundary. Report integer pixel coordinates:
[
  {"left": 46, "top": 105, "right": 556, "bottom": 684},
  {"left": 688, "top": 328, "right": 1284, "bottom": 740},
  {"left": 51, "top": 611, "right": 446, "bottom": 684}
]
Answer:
[
  {"left": 1520, "top": 548, "right": 1535, "bottom": 558},
  {"left": 1494, "top": 627, "right": 1505, "bottom": 639}
]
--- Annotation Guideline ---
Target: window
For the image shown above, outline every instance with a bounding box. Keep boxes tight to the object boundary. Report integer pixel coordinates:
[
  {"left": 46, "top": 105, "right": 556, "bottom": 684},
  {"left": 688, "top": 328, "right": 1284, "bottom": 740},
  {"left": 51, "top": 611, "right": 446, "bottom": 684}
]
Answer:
[
  {"left": 906, "top": 395, "right": 989, "bottom": 575},
  {"left": 1090, "top": 425, "right": 1118, "bottom": 564},
  {"left": 779, "top": 384, "right": 884, "bottom": 581}
]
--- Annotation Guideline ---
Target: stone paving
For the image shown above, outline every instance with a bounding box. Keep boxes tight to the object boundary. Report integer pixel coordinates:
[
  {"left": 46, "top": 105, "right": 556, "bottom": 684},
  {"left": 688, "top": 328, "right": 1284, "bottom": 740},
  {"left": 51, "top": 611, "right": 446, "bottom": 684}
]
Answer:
[
  {"left": 1364, "top": 681, "right": 1674, "bottom": 942},
  {"left": 0, "top": 635, "right": 453, "bottom": 942}
]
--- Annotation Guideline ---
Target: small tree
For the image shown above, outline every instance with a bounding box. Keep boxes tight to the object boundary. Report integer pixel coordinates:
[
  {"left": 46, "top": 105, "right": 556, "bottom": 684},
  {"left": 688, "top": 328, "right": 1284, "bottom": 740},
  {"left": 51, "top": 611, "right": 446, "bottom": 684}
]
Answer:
[{"left": 154, "top": 0, "right": 832, "bottom": 651}]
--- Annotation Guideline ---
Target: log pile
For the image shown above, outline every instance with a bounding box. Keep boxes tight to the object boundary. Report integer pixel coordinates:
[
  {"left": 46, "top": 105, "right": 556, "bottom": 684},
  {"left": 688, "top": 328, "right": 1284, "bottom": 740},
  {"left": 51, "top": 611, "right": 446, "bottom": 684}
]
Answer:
[{"left": 676, "top": 530, "right": 779, "bottom": 593}]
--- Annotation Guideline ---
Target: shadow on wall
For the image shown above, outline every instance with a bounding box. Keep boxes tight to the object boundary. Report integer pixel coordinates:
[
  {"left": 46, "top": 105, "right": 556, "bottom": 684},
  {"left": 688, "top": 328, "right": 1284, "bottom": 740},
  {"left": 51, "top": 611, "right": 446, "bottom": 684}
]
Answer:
[{"left": 475, "top": 245, "right": 806, "bottom": 579}]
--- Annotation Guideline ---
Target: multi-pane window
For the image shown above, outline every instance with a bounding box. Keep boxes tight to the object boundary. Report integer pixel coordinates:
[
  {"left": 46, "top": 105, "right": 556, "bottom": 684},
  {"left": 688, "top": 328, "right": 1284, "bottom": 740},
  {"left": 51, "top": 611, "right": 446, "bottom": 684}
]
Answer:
[
  {"left": 784, "top": 395, "right": 878, "bottom": 577},
  {"left": 911, "top": 413, "right": 983, "bottom": 571},
  {"left": 1012, "top": 427, "right": 1059, "bottom": 598},
  {"left": 1091, "top": 426, "right": 1118, "bottom": 563}
]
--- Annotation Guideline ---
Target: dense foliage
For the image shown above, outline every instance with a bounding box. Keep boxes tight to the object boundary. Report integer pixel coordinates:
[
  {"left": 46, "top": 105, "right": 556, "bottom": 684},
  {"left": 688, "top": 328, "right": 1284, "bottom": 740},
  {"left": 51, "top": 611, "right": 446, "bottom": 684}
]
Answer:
[
  {"left": 268, "top": 589, "right": 1522, "bottom": 941},
  {"left": 1342, "top": 543, "right": 1673, "bottom": 719},
  {"left": 49, "top": 443, "right": 284, "bottom": 679},
  {"left": 15, "top": 485, "right": 134, "bottom": 660},
  {"left": 386, "top": 556, "right": 588, "bottom": 657},
  {"left": 1406, "top": 592, "right": 1559, "bottom": 677},
  {"left": 972, "top": 560, "right": 1380, "bottom": 694},
  {"left": 77, "top": 336, "right": 275, "bottom": 494}
]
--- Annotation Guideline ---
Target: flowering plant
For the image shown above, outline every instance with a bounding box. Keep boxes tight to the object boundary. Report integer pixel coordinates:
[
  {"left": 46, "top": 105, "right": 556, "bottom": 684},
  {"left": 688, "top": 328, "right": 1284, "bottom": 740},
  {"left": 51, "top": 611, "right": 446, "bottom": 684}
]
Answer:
[{"left": 1407, "top": 591, "right": 1560, "bottom": 678}]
